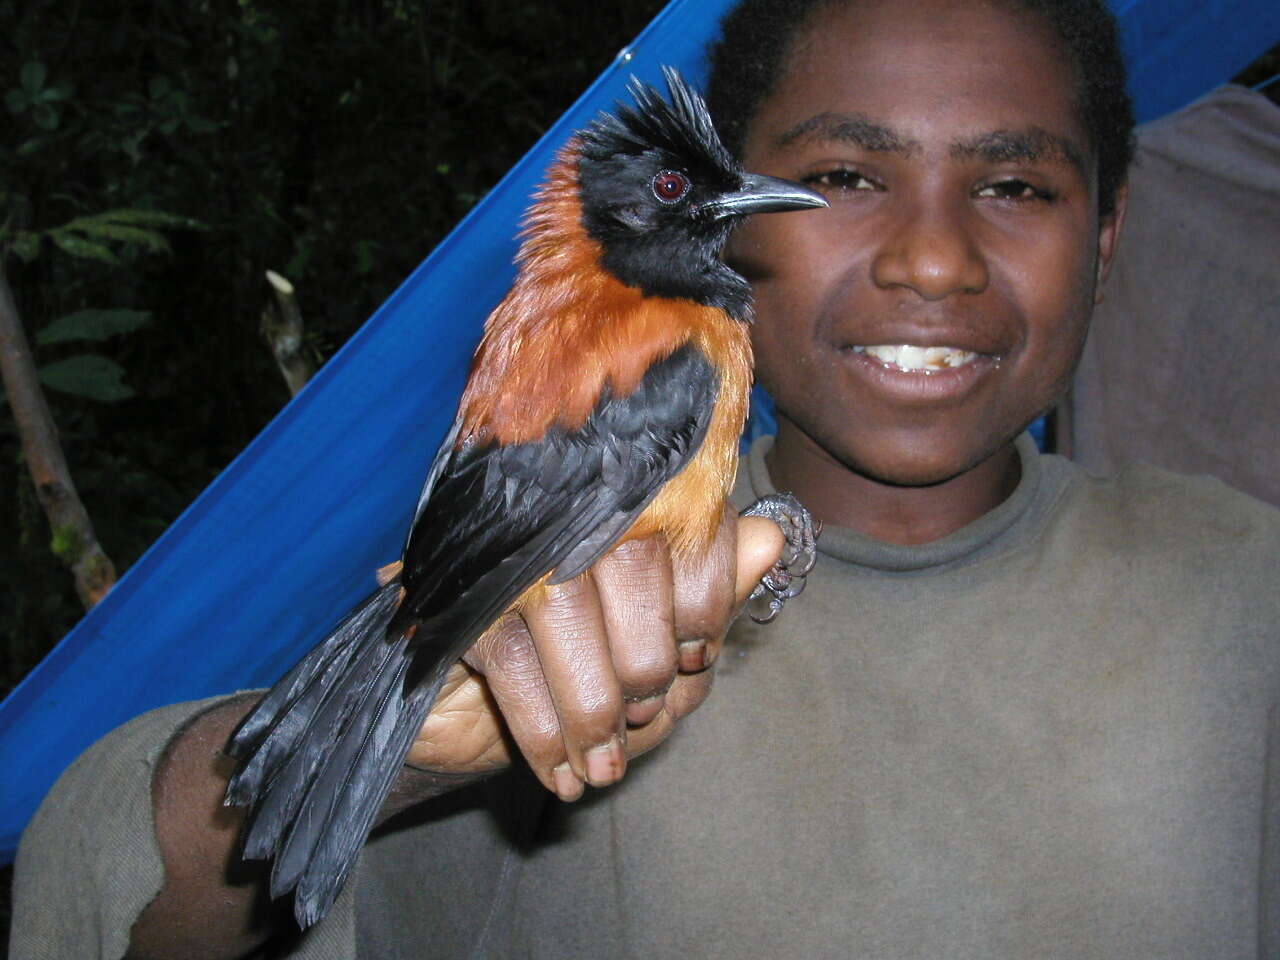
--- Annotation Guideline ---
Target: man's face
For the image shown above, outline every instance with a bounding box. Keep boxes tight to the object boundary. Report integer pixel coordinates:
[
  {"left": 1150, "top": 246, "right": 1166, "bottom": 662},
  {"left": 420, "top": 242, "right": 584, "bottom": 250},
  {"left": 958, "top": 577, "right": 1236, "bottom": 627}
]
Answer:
[{"left": 729, "top": 0, "right": 1125, "bottom": 487}]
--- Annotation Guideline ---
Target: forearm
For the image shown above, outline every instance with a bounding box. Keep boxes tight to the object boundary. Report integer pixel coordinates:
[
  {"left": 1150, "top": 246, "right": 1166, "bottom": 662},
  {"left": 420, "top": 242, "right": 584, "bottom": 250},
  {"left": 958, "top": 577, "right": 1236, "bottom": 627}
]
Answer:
[
  {"left": 128, "top": 695, "right": 482, "bottom": 959},
  {"left": 126, "top": 695, "right": 271, "bottom": 959}
]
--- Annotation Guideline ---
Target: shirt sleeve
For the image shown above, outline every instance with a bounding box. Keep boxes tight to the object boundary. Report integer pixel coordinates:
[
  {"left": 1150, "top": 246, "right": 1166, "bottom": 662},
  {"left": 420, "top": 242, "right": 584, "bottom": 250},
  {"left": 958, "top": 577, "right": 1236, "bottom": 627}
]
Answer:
[{"left": 8, "top": 695, "right": 358, "bottom": 960}]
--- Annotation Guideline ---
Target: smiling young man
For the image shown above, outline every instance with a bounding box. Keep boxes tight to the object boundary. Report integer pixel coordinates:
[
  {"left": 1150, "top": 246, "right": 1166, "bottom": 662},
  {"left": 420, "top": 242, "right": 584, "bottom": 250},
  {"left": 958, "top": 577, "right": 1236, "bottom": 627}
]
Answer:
[
  {"left": 721, "top": 0, "right": 1126, "bottom": 544},
  {"left": 702, "top": 0, "right": 1280, "bottom": 954},
  {"left": 12, "top": 1, "right": 1280, "bottom": 957}
]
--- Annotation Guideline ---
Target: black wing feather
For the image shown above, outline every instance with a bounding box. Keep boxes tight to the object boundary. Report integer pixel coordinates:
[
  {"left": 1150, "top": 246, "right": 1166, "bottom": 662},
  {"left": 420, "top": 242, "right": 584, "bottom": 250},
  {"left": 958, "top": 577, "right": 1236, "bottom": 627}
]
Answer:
[{"left": 392, "top": 342, "right": 719, "bottom": 680}]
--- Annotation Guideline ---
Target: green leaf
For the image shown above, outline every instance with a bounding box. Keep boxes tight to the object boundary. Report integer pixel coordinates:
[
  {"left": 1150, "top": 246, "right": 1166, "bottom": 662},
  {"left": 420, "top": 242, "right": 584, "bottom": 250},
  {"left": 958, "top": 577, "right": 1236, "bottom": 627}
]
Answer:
[
  {"left": 10, "top": 232, "right": 40, "bottom": 262},
  {"left": 44, "top": 81, "right": 74, "bottom": 102},
  {"left": 38, "top": 354, "right": 135, "bottom": 402},
  {"left": 49, "top": 231, "right": 118, "bottom": 264},
  {"left": 95, "top": 208, "right": 205, "bottom": 230},
  {"left": 37, "top": 309, "right": 152, "bottom": 345},
  {"left": 5, "top": 89, "right": 28, "bottom": 114},
  {"left": 20, "top": 61, "right": 46, "bottom": 94},
  {"left": 32, "top": 101, "right": 58, "bottom": 130},
  {"left": 68, "top": 221, "right": 171, "bottom": 255},
  {"left": 120, "top": 132, "right": 145, "bottom": 164}
]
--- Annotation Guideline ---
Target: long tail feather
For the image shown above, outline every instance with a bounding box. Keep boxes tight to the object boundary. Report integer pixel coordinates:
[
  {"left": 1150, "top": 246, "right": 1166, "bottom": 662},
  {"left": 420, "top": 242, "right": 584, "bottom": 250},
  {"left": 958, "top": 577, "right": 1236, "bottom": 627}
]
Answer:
[
  {"left": 224, "top": 582, "right": 449, "bottom": 928},
  {"left": 290, "top": 662, "right": 439, "bottom": 925},
  {"left": 227, "top": 584, "right": 402, "bottom": 779}
]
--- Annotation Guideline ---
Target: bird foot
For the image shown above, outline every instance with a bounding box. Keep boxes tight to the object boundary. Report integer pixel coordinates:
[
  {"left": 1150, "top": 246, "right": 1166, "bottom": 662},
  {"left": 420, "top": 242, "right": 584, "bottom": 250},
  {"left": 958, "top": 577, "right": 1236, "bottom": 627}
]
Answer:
[{"left": 740, "top": 493, "right": 819, "bottom": 624}]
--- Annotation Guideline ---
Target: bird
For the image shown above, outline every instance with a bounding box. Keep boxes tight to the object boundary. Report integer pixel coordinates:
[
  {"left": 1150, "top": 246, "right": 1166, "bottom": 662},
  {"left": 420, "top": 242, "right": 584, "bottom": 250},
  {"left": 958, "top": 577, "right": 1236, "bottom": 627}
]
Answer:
[{"left": 223, "top": 66, "right": 826, "bottom": 929}]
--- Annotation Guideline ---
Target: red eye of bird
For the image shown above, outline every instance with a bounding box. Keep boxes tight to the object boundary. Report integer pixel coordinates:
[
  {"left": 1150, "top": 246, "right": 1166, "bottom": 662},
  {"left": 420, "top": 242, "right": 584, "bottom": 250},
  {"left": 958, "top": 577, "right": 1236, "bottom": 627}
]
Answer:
[{"left": 652, "top": 170, "right": 690, "bottom": 203}]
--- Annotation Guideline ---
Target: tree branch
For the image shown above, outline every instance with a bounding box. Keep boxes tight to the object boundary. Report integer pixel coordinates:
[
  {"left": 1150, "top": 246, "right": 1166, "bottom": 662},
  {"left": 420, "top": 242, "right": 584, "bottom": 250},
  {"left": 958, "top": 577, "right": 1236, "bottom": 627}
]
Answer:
[
  {"left": 0, "top": 265, "right": 117, "bottom": 609},
  {"left": 260, "top": 269, "right": 314, "bottom": 397}
]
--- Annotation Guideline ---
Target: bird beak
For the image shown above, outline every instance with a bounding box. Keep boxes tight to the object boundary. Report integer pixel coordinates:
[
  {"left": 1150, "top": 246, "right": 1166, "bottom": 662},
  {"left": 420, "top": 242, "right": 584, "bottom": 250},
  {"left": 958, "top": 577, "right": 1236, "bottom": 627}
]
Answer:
[{"left": 701, "top": 173, "right": 828, "bottom": 220}]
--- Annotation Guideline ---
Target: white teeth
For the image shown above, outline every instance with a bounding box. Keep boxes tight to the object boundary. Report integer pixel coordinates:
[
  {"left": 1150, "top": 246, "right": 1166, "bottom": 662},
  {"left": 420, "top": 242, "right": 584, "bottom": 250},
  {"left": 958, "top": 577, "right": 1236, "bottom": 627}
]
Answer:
[{"left": 854, "top": 344, "right": 979, "bottom": 372}]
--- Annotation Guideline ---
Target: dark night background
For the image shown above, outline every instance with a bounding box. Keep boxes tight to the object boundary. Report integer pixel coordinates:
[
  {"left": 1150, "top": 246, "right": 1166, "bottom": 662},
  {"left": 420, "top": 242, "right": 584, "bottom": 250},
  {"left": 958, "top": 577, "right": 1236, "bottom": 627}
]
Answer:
[{"left": 1, "top": 0, "right": 666, "bottom": 695}]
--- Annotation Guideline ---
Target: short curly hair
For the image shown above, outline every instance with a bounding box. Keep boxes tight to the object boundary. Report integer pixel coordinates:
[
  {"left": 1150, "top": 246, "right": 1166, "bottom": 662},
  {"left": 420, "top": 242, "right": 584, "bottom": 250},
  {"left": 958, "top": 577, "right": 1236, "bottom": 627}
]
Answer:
[{"left": 706, "top": 0, "right": 1134, "bottom": 216}]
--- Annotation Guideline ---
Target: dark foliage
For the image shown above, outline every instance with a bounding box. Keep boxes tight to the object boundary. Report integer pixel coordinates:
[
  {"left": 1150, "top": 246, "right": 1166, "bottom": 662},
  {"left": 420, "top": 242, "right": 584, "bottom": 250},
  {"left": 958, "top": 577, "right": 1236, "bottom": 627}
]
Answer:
[{"left": 0, "top": 0, "right": 664, "bottom": 698}]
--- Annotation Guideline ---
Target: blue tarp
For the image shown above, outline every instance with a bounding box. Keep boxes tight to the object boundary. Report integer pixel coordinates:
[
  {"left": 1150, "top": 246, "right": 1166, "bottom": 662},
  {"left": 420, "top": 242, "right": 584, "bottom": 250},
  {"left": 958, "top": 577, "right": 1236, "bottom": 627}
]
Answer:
[{"left": 2, "top": 0, "right": 1277, "bottom": 860}]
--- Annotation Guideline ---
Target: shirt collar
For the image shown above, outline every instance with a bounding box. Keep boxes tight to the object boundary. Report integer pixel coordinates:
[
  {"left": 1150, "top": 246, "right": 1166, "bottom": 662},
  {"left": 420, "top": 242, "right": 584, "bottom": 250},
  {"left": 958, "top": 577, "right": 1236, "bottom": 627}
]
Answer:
[{"left": 742, "top": 432, "right": 1053, "bottom": 575}]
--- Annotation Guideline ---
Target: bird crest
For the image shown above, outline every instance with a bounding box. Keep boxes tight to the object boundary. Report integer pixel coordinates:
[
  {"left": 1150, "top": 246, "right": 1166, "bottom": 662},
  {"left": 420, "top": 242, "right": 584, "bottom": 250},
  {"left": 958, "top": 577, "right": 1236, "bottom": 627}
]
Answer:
[{"left": 580, "top": 66, "right": 738, "bottom": 181}]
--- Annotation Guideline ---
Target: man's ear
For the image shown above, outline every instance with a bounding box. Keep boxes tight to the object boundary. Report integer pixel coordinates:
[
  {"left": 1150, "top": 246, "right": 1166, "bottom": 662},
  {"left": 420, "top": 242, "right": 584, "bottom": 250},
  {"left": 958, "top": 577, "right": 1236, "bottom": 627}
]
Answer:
[{"left": 1094, "top": 180, "right": 1129, "bottom": 303}]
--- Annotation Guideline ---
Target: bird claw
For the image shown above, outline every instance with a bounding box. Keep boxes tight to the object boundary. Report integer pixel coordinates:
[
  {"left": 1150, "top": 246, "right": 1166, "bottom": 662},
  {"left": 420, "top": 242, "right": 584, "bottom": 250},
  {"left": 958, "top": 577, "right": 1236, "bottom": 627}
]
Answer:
[{"left": 740, "top": 493, "right": 820, "bottom": 624}]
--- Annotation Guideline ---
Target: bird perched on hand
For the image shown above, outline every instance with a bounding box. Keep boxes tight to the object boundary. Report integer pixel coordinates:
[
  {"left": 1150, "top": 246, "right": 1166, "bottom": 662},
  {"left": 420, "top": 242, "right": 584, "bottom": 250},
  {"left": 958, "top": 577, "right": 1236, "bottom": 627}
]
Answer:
[{"left": 223, "top": 66, "right": 825, "bottom": 929}]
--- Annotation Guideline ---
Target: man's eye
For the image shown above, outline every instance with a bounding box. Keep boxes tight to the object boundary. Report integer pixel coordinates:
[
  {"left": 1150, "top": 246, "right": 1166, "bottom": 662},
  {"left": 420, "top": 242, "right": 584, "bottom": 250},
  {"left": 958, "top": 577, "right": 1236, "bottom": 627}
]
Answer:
[
  {"left": 803, "top": 168, "right": 877, "bottom": 192},
  {"left": 976, "top": 179, "right": 1055, "bottom": 202}
]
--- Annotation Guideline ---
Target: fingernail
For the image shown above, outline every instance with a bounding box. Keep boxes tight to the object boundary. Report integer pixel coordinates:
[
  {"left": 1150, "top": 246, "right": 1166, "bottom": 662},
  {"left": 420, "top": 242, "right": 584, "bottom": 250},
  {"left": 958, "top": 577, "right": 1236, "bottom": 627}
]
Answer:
[
  {"left": 553, "top": 762, "right": 583, "bottom": 802},
  {"left": 625, "top": 695, "right": 664, "bottom": 726},
  {"left": 585, "top": 737, "right": 626, "bottom": 787},
  {"left": 678, "top": 640, "right": 708, "bottom": 672}
]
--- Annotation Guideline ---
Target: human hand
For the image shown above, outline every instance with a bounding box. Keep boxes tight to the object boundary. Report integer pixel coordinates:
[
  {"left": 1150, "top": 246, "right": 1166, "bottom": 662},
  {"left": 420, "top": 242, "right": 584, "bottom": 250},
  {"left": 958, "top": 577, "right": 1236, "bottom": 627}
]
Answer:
[{"left": 403, "top": 508, "right": 785, "bottom": 800}]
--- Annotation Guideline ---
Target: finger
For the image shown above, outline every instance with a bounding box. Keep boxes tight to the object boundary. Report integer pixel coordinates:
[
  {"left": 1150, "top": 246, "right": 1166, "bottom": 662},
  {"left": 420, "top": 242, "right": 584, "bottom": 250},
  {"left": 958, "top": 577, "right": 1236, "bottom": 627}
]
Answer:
[
  {"left": 521, "top": 575, "right": 627, "bottom": 791},
  {"left": 735, "top": 515, "right": 786, "bottom": 603},
  {"left": 622, "top": 669, "right": 715, "bottom": 758},
  {"left": 407, "top": 661, "right": 512, "bottom": 774},
  {"left": 670, "top": 506, "right": 740, "bottom": 671},
  {"left": 592, "top": 537, "right": 678, "bottom": 728},
  {"left": 662, "top": 667, "right": 715, "bottom": 722},
  {"left": 460, "top": 613, "right": 581, "bottom": 800}
]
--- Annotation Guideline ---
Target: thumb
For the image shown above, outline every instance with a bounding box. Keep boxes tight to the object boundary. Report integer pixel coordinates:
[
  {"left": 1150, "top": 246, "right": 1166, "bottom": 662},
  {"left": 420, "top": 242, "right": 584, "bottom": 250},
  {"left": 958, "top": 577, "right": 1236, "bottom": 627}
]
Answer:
[{"left": 734, "top": 515, "right": 786, "bottom": 605}]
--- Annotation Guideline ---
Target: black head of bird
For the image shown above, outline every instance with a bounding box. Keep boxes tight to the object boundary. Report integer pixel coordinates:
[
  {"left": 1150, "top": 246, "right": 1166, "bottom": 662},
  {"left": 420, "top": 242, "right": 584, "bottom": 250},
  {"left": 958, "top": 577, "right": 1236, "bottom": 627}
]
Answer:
[{"left": 577, "top": 66, "right": 826, "bottom": 321}]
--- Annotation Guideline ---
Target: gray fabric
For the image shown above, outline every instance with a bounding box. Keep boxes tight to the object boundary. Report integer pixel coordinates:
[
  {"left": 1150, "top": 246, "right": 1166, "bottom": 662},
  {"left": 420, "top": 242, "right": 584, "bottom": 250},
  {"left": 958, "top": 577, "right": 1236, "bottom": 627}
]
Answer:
[
  {"left": 10, "top": 699, "right": 202, "bottom": 960},
  {"left": 1070, "top": 85, "right": 1280, "bottom": 508},
  {"left": 12, "top": 438, "right": 1280, "bottom": 957}
]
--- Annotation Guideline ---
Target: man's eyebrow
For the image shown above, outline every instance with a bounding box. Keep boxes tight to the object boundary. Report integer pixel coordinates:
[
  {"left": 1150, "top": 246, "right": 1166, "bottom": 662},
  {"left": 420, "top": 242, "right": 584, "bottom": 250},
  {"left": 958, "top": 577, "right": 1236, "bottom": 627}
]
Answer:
[
  {"left": 949, "top": 127, "right": 1088, "bottom": 177},
  {"left": 776, "top": 112, "right": 922, "bottom": 155}
]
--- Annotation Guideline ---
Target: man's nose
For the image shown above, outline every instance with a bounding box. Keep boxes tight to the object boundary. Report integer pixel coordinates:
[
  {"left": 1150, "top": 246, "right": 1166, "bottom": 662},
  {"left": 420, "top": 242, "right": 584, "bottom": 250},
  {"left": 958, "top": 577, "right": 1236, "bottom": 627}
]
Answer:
[{"left": 870, "top": 197, "right": 989, "bottom": 300}]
